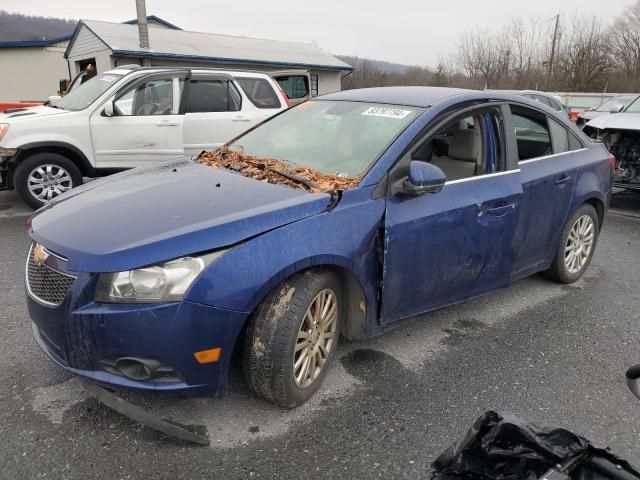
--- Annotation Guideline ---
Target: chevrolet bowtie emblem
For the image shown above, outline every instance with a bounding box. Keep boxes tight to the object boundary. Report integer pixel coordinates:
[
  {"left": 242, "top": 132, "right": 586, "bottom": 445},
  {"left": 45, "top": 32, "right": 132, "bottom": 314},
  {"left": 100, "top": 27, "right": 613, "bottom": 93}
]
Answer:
[{"left": 32, "top": 244, "right": 49, "bottom": 266}]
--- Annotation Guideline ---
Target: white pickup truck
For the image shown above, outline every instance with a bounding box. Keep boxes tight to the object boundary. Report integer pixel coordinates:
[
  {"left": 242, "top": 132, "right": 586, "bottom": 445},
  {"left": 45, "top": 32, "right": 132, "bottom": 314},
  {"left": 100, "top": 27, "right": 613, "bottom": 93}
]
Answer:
[{"left": 0, "top": 65, "right": 293, "bottom": 208}]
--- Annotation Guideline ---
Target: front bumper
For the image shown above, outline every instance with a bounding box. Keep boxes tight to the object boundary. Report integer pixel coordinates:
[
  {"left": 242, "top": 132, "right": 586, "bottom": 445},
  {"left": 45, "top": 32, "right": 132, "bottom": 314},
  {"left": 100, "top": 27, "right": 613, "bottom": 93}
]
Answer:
[
  {"left": 0, "top": 149, "right": 17, "bottom": 190},
  {"left": 28, "top": 281, "right": 248, "bottom": 396}
]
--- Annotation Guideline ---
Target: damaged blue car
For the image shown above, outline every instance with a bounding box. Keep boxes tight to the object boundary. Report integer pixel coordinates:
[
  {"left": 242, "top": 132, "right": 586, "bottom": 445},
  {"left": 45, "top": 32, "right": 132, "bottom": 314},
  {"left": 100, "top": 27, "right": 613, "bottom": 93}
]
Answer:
[{"left": 25, "top": 87, "right": 614, "bottom": 407}]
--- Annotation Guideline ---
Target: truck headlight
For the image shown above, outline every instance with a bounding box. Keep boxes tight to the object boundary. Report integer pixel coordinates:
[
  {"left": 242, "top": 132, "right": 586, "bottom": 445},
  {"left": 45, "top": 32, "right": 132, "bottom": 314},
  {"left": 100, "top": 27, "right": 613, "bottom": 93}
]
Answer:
[
  {"left": 0, "top": 124, "right": 9, "bottom": 142},
  {"left": 95, "top": 250, "right": 227, "bottom": 303}
]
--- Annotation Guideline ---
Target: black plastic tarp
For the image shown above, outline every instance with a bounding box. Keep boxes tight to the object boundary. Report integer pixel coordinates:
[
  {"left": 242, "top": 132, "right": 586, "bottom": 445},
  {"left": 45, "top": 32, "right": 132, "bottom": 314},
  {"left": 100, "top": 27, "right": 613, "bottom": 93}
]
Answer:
[{"left": 431, "top": 411, "right": 640, "bottom": 480}]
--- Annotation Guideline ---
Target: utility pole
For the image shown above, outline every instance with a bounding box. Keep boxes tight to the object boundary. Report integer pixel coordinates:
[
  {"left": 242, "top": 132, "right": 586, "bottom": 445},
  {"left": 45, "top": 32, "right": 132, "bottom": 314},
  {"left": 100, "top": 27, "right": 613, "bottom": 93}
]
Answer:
[{"left": 547, "top": 14, "right": 560, "bottom": 88}]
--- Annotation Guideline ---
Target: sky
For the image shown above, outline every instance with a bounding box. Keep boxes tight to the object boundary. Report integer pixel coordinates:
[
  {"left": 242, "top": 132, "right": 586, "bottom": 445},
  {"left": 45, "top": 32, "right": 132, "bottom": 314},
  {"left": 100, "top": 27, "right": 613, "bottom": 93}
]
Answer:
[{"left": 0, "top": 0, "right": 627, "bottom": 67}]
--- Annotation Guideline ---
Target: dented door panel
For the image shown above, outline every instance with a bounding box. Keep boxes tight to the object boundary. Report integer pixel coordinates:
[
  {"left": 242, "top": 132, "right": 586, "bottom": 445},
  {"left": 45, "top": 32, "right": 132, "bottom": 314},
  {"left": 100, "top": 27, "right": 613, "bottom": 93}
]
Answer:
[{"left": 380, "top": 172, "right": 522, "bottom": 324}]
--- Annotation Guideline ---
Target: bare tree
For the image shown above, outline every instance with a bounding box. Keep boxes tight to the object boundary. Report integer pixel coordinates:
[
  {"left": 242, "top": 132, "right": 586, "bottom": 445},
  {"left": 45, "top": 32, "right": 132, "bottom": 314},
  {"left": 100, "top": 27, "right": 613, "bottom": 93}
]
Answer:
[
  {"left": 456, "top": 28, "right": 512, "bottom": 89},
  {"left": 609, "top": 1, "right": 640, "bottom": 90},
  {"left": 555, "top": 14, "right": 611, "bottom": 91}
]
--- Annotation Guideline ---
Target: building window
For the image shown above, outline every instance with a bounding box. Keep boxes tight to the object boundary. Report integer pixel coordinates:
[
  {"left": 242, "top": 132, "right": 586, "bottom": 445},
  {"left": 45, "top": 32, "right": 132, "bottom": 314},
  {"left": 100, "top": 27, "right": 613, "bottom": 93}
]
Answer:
[{"left": 310, "top": 74, "right": 319, "bottom": 97}]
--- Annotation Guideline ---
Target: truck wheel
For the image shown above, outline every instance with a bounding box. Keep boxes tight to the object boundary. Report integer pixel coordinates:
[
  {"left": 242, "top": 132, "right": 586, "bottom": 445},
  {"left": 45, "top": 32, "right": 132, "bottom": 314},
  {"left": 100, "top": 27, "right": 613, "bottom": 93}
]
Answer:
[
  {"left": 545, "top": 204, "right": 599, "bottom": 284},
  {"left": 243, "top": 270, "right": 342, "bottom": 408},
  {"left": 14, "top": 153, "right": 83, "bottom": 209}
]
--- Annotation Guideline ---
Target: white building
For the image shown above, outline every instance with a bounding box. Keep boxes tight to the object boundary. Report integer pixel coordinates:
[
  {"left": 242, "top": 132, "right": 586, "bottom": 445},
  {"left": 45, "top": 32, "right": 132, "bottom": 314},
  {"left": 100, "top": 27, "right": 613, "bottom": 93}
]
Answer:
[
  {"left": 0, "top": 35, "right": 71, "bottom": 101},
  {"left": 65, "top": 17, "right": 352, "bottom": 96}
]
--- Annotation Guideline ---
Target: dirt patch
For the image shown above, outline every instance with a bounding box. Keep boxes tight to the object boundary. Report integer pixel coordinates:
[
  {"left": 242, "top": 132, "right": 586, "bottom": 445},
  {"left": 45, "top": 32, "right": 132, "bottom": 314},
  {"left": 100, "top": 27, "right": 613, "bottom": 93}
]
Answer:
[
  {"left": 198, "top": 147, "right": 360, "bottom": 193},
  {"left": 252, "top": 338, "right": 265, "bottom": 358},
  {"left": 270, "top": 285, "right": 296, "bottom": 323}
]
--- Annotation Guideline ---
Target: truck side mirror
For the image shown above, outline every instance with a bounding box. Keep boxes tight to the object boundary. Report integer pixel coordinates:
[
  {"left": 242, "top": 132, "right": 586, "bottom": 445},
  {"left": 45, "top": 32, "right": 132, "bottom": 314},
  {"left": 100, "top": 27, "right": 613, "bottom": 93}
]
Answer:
[{"left": 103, "top": 100, "right": 114, "bottom": 117}]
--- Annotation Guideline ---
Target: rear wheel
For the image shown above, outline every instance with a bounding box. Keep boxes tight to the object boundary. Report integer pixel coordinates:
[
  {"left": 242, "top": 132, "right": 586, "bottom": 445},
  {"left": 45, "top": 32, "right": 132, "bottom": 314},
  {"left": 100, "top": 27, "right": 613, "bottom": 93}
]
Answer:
[
  {"left": 14, "top": 152, "right": 83, "bottom": 209},
  {"left": 243, "top": 270, "right": 342, "bottom": 407},
  {"left": 545, "top": 204, "right": 599, "bottom": 283}
]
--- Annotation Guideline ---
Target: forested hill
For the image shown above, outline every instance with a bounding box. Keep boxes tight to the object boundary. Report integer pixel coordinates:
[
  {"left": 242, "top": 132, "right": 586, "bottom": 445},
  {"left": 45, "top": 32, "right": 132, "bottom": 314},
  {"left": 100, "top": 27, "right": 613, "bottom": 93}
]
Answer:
[{"left": 0, "top": 11, "right": 76, "bottom": 42}]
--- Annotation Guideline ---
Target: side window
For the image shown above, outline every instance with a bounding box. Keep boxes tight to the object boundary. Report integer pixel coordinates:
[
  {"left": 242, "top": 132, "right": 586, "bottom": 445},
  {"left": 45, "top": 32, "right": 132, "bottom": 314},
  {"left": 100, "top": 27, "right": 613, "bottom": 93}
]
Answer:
[
  {"left": 569, "top": 133, "right": 583, "bottom": 151},
  {"left": 275, "top": 76, "right": 309, "bottom": 100},
  {"left": 410, "top": 110, "right": 503, "bottom": 181},
  {"left": 186, "top": 79, "right": 241, "bottom": 113},
  {"left": 310, "top": 74, "right": 319, "bottom": 97},
  {"left": 511, "top": 107, "right": 552, "bottom": 161},
  {"left": 236, "top": 77, "right": 281, "bottom": 109},
  {"left": 548, "top": 118, "right": 569, "bottom": 153},
  {"left": 115, "top": 77, "right": 183, "bottom": 116}
]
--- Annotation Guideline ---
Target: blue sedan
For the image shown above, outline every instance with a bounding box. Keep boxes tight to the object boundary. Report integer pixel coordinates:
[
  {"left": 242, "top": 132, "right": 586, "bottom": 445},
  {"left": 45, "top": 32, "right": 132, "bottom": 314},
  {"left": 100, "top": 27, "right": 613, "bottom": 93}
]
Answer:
[{"left": 25, "top": 87, "right": 614, "bottom": 407}]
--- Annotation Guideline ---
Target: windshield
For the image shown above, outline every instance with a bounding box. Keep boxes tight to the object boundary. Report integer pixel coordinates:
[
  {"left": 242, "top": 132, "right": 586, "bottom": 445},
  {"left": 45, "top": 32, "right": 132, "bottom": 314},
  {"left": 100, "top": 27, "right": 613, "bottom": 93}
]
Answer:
[
  {"left": 55, "top": 73, "right": 123, "bottom": 111},
  {"left": 625, "top": 97, "right": 640, "bottom": 113},
  {"left": 596, "top": 97, "right": 634, "bottom": 112},
  {"left": 230, "top": 100, "right": 421, "bottom": 177}
]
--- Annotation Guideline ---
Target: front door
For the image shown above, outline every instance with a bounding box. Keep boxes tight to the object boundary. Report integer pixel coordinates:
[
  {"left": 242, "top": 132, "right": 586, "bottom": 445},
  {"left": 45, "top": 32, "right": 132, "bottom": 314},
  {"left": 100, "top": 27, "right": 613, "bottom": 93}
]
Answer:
[
  {"left": 380, "top": 107, "right": 522, "bottom": 323},
  {"left": 90, "top": 72, "right": 186, "bottom": 168}
]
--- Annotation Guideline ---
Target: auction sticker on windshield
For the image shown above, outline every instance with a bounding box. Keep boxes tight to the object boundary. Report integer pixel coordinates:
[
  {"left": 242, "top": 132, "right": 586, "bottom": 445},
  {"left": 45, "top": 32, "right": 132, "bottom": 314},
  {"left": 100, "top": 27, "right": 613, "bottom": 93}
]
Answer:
[{"left": 361, "top": 107, "right": 412, "bottom": 119}]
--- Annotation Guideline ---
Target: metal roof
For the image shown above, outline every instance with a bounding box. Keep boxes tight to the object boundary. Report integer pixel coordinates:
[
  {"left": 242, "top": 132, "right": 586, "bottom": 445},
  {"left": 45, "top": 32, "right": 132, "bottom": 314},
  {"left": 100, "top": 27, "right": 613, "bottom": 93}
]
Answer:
[
  {"left": 0, "top": 35, "right": 71, "bottom": 48},
  {"left": 68, "top": 20, "right": 353, "bottom": 71},
  {"left": 0, "top": 16, "right": 179, "bottom": 48}
]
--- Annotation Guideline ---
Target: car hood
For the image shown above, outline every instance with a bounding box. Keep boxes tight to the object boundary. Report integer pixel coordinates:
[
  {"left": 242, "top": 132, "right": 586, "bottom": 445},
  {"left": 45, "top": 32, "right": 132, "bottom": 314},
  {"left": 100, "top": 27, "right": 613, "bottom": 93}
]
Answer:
[
  {"left": 586, "top": 112, "right": 640, "bottom": 131},
  {"left": 579, "top": 110, "right": 608, "bottom": 121},
  {"left": 0, "top": 104, "right": 68, "bottom": 121},
  {"left": 28, "top": 159, "right": 332, "bottom": 272}
]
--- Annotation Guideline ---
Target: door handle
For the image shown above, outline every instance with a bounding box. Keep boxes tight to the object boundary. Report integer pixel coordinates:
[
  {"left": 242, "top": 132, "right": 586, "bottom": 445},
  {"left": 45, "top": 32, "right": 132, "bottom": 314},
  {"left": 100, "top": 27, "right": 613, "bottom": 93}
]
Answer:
[
  {"left": 232, "top": 117, "right": 251, "bottom": 122},
  {"left": 485, "top": 204, "right": 515, "bottom": 217},
  {"left": 554, "top": 175, "right": 572, "bottom": 185},
  {"left": 156, "top": 122, "right": 179, "bottom": 127}
]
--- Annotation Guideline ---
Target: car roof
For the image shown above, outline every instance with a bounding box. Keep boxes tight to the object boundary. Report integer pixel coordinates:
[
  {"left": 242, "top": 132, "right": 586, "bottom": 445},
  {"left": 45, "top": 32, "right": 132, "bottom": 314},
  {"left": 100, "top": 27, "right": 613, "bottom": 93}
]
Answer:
[
  {"left": 319, "top": 86, "right": 477, "bottom": 108},
  {"left": 104, "top": 65, "right": 275, "bottom": 78}
]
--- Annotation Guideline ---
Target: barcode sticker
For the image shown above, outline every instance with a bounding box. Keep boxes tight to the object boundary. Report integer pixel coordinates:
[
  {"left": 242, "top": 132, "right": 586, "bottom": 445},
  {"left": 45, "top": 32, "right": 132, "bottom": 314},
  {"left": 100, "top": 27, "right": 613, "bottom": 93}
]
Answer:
[{"left": 361, "top": 107, "right": 412, "bottom": 119}]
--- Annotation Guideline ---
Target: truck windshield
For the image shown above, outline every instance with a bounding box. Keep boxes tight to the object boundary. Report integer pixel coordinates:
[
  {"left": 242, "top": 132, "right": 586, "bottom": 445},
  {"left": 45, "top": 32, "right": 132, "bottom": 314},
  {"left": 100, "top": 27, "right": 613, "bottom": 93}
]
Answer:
[
  {"left": 55, "top": 73, "right": 123, "bottom": 111},
  {"left": 625, "top": 97, "right": 640, "bottom": 113},
  {"left": 229, "top": 100, "right": 421, "bottom": 177}
]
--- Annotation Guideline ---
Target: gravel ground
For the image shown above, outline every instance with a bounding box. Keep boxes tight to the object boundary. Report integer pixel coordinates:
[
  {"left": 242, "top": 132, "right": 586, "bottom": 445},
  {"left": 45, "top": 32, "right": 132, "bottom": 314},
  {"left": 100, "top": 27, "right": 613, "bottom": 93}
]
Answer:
[{"left": 1, "top": 190, "right": 639, "bottom": 479}]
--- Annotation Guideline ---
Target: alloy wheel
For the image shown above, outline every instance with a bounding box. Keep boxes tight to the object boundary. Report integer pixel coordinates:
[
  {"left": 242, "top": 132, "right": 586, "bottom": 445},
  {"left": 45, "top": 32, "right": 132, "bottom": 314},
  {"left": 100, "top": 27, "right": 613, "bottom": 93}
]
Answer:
[
  {"left": 293, "top": 289, "right": 338, "bottom": 389},
  {"left": 564, "top": 214, "right": 595, "bottom": 274},
  {"left": 27, "top": 164, "right": 73, "bottom": 202}
]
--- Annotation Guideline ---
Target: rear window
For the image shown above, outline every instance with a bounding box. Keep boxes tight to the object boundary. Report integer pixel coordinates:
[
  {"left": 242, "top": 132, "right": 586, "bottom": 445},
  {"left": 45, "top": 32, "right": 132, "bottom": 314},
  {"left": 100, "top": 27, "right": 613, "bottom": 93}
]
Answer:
[
  {"left": 186, "top": 79, "right": 241, "bottom": 113},
  {"left": 275, "top": 75, "right": 309, "bottom": 99},
  {"left": 236, "top": 77, "right": 281, "bottom": 109}
]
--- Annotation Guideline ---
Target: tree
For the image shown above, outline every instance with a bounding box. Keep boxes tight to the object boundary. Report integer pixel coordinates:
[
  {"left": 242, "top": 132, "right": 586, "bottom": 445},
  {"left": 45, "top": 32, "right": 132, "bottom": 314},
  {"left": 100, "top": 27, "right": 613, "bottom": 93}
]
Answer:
[{"left": 609, "top": 1, "right": 640, "bottom": 90}]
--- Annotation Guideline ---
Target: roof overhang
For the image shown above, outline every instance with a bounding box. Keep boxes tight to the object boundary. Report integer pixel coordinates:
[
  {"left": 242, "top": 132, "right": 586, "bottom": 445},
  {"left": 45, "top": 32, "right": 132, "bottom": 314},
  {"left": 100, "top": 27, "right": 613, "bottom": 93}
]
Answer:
[
  {"left": 0, "top": 35, "right": 71, "bottom": 48},
  {"left": 111, "top": 49, "right": 354, "bottom": 72}
]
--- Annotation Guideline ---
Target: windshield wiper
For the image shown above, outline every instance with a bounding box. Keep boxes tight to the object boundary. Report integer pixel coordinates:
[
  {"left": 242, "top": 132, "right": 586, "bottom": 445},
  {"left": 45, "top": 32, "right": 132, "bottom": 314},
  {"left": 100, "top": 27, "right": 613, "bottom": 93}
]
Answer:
[{"left": 260, "top": 164, "right": 317, "bottom": 191}]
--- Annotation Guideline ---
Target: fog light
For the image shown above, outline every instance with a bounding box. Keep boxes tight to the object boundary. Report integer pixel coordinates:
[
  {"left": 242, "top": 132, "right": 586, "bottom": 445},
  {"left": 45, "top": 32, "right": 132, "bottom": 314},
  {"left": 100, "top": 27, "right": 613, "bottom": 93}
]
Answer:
[{"left": 194, "top": 347, "right": 221, "bottom": 364}]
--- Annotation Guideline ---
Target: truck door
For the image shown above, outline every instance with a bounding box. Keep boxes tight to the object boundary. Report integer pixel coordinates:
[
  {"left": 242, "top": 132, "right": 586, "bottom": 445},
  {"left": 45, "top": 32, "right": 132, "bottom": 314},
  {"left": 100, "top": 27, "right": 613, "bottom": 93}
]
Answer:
[{"left": 89, "top": 72, "right": 186, "bottom": 168}]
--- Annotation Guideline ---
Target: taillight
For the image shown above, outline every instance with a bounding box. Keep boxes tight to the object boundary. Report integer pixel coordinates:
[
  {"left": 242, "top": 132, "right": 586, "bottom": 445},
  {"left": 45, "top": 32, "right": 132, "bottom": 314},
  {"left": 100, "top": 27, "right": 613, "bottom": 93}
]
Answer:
[{"left": 609, "top": 154, "right": 617, "bottom": 171}]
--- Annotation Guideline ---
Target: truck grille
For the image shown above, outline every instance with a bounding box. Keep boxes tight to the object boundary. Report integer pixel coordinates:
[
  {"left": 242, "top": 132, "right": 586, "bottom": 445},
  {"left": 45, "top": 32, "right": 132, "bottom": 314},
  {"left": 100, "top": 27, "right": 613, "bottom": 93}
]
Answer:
[{"left": 26, "top": 244, "right": 76, "bottom": 307}]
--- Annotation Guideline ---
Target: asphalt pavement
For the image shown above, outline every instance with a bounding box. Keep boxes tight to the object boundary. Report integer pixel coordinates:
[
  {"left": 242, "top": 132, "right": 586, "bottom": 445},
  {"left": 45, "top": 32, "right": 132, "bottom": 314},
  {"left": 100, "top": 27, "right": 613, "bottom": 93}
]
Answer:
[{"left": 1, "top": 189, "right": 640, "bottom": 479}]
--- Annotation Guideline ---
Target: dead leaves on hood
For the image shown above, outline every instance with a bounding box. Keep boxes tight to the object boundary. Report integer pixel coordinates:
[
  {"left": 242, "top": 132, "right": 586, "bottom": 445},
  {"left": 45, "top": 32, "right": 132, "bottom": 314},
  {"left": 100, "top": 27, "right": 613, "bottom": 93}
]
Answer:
[{"left": 197, "top": 147, "right": 360, "bottom": 193}]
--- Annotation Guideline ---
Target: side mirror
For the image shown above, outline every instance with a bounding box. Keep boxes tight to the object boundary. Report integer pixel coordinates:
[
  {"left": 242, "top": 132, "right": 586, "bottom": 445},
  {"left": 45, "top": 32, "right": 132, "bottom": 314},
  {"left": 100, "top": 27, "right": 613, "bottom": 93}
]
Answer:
[
  {"left": 401, "top": 161, "right": 446, "bottom": 195},
  {"left": 103, "top": 100, "right": 114, "bottom": 117},
  {"left": 47, "top": 95, "right": 62, "bottom": 104},
  {"left": 626, "top": 364, "right": 640, "bottom": 400}
]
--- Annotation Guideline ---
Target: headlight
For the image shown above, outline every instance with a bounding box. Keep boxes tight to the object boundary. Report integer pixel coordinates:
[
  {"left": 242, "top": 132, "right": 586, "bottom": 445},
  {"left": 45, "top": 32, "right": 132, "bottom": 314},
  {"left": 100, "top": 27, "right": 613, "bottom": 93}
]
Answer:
[
  {"left": 95, "top": 250, "right": 227, "bottom": 303},
  {"left": 0, "top": 124, "right": 9, "bottom": 142}
]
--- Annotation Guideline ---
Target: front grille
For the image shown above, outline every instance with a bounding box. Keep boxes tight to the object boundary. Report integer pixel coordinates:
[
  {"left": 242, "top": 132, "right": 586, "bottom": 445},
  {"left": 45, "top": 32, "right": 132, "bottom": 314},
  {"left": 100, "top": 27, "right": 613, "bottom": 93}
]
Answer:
[{"left": 26, "top": 244, "right": 76, "bottom": 307}]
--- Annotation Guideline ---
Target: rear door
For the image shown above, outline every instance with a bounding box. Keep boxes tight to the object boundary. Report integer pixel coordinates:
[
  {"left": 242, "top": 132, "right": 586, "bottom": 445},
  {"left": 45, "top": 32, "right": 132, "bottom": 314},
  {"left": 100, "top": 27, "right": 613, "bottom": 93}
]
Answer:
[
  {"left": 509, "top": 105, "right": 583, "bottom": 277},
  {"left": 90, "top": 71, "right": 187, "bottom": 168},
  {"left": 182, "top": 74, "right": 251, "bottom": 156}
]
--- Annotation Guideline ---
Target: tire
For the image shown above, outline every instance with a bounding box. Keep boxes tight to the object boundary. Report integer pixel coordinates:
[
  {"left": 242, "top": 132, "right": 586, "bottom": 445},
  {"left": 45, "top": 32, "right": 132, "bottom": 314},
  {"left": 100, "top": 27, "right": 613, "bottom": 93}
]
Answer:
[
  {"left": 14, "top": 152, "right": 83, "bottom": 209},
  {"left": 545, "top": 204, "right": 599, "bottom": 284},
  {"left": 243, "top": 270, "right": 342, "bottom": 408}
]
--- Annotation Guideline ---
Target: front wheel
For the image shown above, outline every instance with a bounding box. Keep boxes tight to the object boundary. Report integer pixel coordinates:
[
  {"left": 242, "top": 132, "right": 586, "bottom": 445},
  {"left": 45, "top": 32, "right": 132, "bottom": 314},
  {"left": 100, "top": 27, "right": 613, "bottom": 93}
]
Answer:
[
  {"left": 14, "top": 152, "right": 83, "bottom": 209},
  {"left": 243, "top": 270, "right": 342, "bottom": 407},
  {"left": 545, "top": 204, "right": 599, "bottom": 283}
]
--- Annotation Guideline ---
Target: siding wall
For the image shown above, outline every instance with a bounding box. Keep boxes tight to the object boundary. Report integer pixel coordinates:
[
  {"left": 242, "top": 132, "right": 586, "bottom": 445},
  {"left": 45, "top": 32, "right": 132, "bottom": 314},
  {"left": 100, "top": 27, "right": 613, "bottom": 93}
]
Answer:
[
  {"left": 66, "top": 25, "right": 111, "bottom": 76},
  {"left": 0, "top": 42, "right": 69, "bottom": 101}
]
